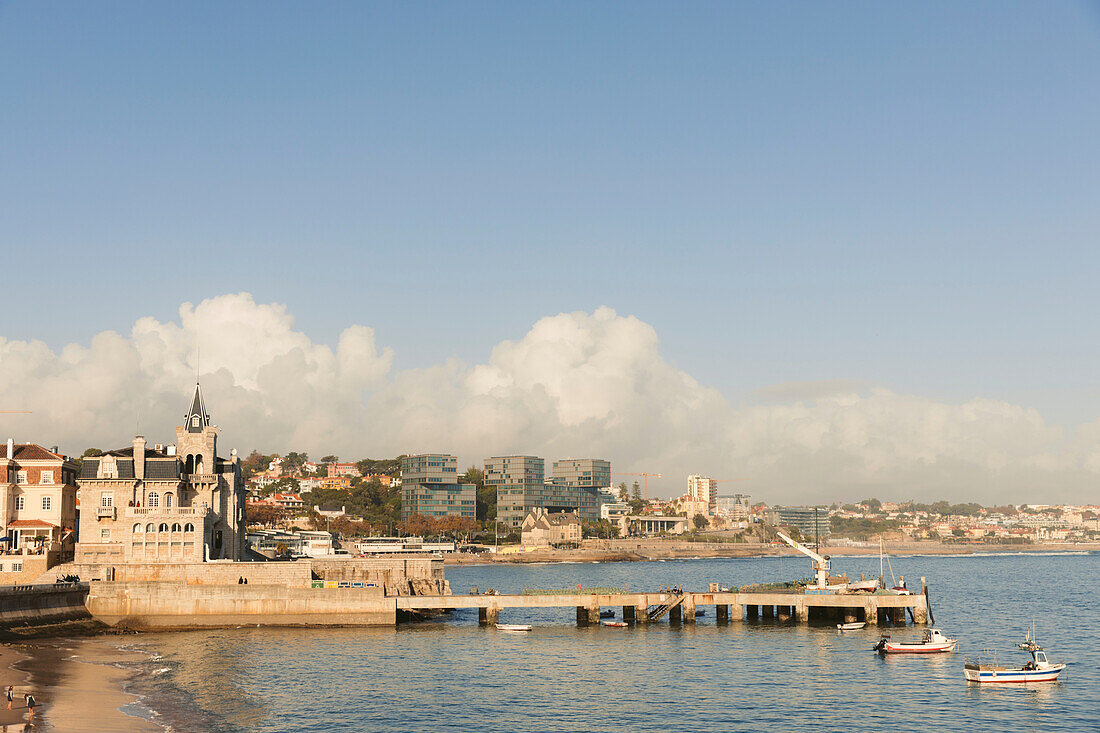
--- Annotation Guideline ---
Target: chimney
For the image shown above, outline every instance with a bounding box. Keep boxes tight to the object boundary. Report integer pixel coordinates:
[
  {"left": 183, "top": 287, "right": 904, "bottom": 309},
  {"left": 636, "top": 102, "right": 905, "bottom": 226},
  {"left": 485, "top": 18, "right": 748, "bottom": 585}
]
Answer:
[
  {"left": 166, "top": 444, "right": 176, "bottom": 457},
  {"left": 5, "top": 438, "right": 12, "bottom": 460},
  {"left": 133, "top": 435, "right": 147, "bottom": 481},
  {"left": 51, "top": 445, "right": 59, "bottom": 455}
]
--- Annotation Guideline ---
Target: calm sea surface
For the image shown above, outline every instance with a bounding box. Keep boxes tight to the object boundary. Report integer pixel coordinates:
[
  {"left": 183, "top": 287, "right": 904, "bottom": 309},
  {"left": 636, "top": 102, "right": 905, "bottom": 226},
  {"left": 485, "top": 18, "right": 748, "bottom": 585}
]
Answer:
[{"left": 115, "top": 552, "right": 1099, "bottom": 732}]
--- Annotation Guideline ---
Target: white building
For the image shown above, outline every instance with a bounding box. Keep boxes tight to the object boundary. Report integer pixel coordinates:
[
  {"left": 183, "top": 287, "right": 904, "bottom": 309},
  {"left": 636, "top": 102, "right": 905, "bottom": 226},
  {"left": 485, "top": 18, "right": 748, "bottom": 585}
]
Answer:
[{"left": 687, "top": 475, "right": 718, "bottom": 515}]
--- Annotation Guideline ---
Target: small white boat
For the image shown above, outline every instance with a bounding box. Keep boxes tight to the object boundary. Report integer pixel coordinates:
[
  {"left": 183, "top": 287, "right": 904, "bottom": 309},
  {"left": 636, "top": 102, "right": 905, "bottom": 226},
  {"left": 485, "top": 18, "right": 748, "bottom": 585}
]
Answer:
[
  {"left": 964, "top": 629, "right": 1066, "bottom": 683},
  {"left": 495, "top": 623, "right": 532, "bottom": 632},
  {"left": 838, "top": 622, "right": 866, "bottom": 630},
  {"left": 602, "top": 621, "right": 629, "bottom": 628},
  {"left": 847, "top": 580, "right": 879, "bottom": 593},
  {"left": 874, "top": 628, "right": 957, "bottom": 654}
]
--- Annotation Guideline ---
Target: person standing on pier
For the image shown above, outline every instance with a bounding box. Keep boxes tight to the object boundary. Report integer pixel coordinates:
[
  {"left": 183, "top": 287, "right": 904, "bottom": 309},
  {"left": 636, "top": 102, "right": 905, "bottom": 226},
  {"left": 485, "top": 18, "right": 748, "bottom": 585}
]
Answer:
[{"left": 6, "top": 685, "right": 13, "bottom": 710}]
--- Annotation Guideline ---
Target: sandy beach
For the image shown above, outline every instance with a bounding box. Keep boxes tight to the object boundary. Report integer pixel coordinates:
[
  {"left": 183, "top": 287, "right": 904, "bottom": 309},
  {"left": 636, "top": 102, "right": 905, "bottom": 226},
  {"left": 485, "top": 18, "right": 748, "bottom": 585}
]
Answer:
[{"left": 1, "top": 638, "right": 161, "bottom": 732}]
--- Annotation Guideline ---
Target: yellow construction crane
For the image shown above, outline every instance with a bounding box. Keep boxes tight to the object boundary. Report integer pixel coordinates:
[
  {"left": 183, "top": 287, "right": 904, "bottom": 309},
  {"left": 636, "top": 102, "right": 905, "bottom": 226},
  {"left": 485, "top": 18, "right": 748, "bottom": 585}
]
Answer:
[{"left": 613, "top": 472, "right": 662, "bottom": 502}]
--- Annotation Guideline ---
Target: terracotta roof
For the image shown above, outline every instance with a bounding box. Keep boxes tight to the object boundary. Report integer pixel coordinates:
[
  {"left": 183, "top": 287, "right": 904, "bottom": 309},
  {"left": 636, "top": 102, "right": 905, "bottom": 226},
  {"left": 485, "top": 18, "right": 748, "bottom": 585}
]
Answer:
[
  {"left": 0, "top": 443, "right": 62, "bottom": 461},
  {"left": 7, "top": 519, "right": 59, "bottom": 529}
]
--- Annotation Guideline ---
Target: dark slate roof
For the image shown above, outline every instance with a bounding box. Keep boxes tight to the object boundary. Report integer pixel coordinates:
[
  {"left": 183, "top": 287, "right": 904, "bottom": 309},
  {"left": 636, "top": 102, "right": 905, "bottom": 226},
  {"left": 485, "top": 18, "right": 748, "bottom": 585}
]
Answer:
[
  {"left": 116, "top": 459, "right": 135, "bottom": 479},
  {"left": 145, "top": 460, "right": 181, "bottom": 480},
  {"left": 102, "top": 447, "right": 171, "bottom": 458},
  {"left": 80, "top": 459, "right": 99, "bottom": 479},
  {"left": 185, "top": 383, "right": 210, "bottom": 433}
]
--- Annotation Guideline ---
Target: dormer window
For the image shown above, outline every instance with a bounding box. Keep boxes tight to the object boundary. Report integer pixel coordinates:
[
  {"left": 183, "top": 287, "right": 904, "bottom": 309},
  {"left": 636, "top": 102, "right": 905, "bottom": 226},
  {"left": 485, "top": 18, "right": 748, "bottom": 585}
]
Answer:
[{"left": 192, "top": 416, "right": 200, "bottom": 428}]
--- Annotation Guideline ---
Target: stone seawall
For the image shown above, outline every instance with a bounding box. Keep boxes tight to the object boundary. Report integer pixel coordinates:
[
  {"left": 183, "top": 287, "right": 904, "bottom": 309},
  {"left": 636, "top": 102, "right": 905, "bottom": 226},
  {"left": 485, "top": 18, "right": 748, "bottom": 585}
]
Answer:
[
  {"left": 0, "top": 583, "right": 92, "bottom": 628},
  {"left": 310, "top": 556, "right": 447, "bottom": 595},
  {"left": 86, "top": 581, "right": 396, "bottom": 628}
]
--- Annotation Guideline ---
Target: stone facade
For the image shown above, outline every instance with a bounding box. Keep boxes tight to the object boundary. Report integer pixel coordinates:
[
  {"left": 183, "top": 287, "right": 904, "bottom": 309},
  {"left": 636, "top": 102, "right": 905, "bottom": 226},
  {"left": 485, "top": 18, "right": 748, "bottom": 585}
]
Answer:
[
  {"left": 75, "top": 383, "right": 246, "bottom": 565},
  {"left": 520, "top": 509, "right": 583, "bottom": 547}
]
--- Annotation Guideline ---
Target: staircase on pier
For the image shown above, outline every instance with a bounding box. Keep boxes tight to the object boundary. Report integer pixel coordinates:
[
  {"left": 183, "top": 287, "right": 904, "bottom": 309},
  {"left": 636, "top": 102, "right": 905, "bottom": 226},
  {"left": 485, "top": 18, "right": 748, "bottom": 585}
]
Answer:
[{"left": 647, "top": 592, "right": 686, "bottom": 621}]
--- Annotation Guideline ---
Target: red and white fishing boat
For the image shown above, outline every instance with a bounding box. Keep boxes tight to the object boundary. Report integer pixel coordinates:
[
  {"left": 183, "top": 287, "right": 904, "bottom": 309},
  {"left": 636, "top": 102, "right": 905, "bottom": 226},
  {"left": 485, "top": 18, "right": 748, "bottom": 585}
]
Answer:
[
  {"left": 874, "top": 628, "right": 957, "bottom": 654},
  {"left": 602, "top": 621, "right": 629, "bottom": 628}
]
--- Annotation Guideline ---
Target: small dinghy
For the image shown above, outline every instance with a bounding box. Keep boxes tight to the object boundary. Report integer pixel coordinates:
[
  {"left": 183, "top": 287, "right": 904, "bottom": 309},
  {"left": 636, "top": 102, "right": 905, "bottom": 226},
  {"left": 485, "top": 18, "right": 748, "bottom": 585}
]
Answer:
[
  {"left": 874, "top": 628, "right": 957, "bottom": 654},
  {"left": 838, "top": 622, "right": 866, "bottom": 630},
  {"left": 602, "top": 621, "right": 629, "bottom": 628},
  {"left": 495, "top": 623, "right": 532, "bottom": 632},
  {"left": 964, "top": 628, "right": 1065, "bottom": 683}
]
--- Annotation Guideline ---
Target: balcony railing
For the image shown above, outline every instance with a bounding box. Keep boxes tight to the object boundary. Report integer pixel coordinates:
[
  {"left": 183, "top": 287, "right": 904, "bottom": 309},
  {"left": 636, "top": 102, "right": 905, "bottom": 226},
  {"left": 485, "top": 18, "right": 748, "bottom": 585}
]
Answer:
[
  {"left": 96, "top": 506, "right": 117, "bottom": 520},
  {"left": 186, "top": 473, "right": 219, "bottom": 483},
  {"left": 125, "top": 505, "right": 210, "bottom": 517}
]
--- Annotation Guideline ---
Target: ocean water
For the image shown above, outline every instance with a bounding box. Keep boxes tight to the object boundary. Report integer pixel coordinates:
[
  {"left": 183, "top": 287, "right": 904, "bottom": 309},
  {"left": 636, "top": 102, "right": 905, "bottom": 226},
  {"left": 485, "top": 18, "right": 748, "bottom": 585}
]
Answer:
[{"left": 117, "top": 552, "right": 1099, "bottom": 732}]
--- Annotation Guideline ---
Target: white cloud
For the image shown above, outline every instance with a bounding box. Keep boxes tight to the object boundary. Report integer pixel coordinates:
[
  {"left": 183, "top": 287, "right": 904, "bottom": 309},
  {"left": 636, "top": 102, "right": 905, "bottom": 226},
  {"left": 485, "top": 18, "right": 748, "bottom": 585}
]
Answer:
[{"left": 1, "top": 293, "right": 1097, "bottom": 504}]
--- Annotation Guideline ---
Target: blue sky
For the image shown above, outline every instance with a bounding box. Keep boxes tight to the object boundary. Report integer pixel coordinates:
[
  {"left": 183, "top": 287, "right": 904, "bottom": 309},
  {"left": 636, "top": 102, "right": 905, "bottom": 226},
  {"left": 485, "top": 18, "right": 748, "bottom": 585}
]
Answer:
[{"left": 3, "top": 2, "right": 1100, "bottom": 489}]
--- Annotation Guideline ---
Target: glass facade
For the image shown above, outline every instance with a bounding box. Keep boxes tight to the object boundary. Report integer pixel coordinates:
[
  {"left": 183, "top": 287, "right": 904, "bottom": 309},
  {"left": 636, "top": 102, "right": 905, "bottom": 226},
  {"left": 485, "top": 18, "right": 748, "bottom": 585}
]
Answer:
[{"left": 400, "top": 454, "right": 475, "bottom": 520}]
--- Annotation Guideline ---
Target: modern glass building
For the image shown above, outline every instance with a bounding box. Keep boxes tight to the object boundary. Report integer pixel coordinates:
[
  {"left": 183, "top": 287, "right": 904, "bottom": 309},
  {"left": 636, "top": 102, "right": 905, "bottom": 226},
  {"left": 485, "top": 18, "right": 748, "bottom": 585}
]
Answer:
[
  {"left": 487, "top": 456, "right": 611, "bottom": 526},
  {"left": 400, "top": 454, "right": 475, "bottom": 520},
  {"left": 549, "top": 459, "right": 611, "bottom": 490},
  {"left": 766, "top": 506, "right": 831, "bottom": 543},
  {"left": 485, "top": 455, "right": 545, "bottom": 527}
]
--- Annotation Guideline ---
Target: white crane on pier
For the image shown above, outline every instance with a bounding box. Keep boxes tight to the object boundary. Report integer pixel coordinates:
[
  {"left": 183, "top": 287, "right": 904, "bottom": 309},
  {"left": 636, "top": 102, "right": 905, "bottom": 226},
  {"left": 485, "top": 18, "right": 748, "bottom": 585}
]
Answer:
[{"left": 776, "top": 530, "right": 831, "bottom": 589}]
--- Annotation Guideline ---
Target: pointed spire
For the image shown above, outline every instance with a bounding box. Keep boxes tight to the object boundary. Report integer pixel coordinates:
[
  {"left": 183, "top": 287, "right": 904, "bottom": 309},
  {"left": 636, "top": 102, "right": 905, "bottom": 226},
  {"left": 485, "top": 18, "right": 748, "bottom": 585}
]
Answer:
[{"left": 184, "top": 382, "right": 210, "bottom": 433}]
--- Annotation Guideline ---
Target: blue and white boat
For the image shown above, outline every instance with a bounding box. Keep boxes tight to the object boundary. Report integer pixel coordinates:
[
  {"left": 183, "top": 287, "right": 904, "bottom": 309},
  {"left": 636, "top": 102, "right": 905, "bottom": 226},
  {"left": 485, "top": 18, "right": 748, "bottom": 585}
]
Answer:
[{"left": 964, "top": 628, "right": 1065, "bottom": 683}]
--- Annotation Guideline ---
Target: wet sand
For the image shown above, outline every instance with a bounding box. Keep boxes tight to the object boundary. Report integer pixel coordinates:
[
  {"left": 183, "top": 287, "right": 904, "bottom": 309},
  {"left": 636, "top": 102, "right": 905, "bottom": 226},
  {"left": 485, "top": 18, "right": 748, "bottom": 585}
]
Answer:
[{"left": 2, "top": 639, "right": 160, "bottom": 732}]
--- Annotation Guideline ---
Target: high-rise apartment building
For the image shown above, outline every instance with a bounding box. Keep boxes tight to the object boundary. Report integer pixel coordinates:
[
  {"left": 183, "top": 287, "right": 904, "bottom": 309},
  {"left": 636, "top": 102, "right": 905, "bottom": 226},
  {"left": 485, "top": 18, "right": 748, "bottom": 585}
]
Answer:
[
  {"left": 687, "top": 475, "right": 719, "bottom": 515},
  {"left": 400, "top": 454, "right": 475, "bottom": 520},
  {"left": 547, "top": 458, "right": 610, "bottom": 523}
]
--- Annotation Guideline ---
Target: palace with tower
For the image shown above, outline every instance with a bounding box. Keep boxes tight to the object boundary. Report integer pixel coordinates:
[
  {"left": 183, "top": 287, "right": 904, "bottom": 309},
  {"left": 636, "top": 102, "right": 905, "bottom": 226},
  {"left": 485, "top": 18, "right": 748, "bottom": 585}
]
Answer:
[{"left": 75, "top": 382, "right": 246, "bottom": 565}]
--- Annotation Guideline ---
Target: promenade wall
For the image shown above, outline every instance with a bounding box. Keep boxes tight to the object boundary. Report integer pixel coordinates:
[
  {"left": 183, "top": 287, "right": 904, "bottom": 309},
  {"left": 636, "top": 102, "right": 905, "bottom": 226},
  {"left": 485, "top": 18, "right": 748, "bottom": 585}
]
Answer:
[
  {"left": 86, "top": 581, "right": 395, "bottom": 628},
  {"left": 0, "top": 583, "right": 91, "bottom": 628},
  {"left": 37, "top": 561, "right": 314, "bottom": 587}
]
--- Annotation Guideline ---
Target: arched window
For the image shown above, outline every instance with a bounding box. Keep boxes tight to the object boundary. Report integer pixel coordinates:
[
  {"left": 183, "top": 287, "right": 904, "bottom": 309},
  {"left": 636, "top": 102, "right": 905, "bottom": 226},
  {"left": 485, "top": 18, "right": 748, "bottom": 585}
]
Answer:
[
  {"left": 185, "top": 455, "right": 194, "bottom": 474},
  {"left": 195, "top": 455, "right": 204, "bottom": 473},
  {"left": 146, "top": 523, "right": 155, "bottom": 533},
  {"left": 165, "top": 493, "right": 174, "bottom": 508},
  {"left": 132, "top": 523, "right": 143, "bottom": 534},
  {"left": 158, "top": 523, "right": 169, "bottom": 533},
  {"left": 184, "top": 523, "right": 195, "bottom": 532},
  {"left": 147, "top": 492, "right": 160, "bottom": 508},
  {"left": 171, "top": 523, "right": 182, "bottom": 532}
]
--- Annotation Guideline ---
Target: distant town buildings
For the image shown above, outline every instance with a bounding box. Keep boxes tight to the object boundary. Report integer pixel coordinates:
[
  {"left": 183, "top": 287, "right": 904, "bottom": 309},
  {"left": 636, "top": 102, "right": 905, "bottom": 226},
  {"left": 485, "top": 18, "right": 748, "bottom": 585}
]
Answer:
[
  {"left": 327, "top": 462, "right": 360, "bottom": 478},
  {"left": 717, "top": 494, "right": 752, "bottom": 522},
  {"left": 400, "top": 454, "right": 476, "bottom": 520}
]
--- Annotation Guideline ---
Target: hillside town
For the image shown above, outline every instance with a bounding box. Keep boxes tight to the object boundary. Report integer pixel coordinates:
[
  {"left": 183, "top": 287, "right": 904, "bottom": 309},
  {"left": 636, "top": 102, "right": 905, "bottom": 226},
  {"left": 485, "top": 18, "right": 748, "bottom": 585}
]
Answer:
[{"left": 1, "top": 382, "right": 1097, "bottom": 585}]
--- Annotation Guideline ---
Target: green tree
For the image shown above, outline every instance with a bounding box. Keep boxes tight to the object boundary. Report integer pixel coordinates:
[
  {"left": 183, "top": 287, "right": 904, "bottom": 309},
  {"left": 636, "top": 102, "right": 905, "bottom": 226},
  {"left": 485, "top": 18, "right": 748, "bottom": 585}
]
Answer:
[
  {"left": 617, "top": 482, "right": 629, "bottom": 502},
  {"left": 321, "top": 454, "right": 339, "bottom": 465},
  {"left": 631, "top": 482, "right": 642, "bottom": 502},
  {"left": 460, "top": 467, "right": 495, "bottom": 521},
  {"left": 693, "top": 514, "right": 709, "bottom": 531},
  {"left": 282, "top": 451, "right": 308, "bottom": 476}
]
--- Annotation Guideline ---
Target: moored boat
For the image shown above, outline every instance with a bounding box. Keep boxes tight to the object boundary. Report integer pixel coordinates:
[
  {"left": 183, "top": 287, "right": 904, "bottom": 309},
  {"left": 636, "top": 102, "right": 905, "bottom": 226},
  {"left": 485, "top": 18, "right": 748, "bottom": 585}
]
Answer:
[
  {"left": 874, "top": 628, "right": 957, "bottom": 654},
  {"left": 838, "top": 621, "right": 866, "bottom": 630},
  {"left": 602, "top": 621, "right": 629, "bottom": 628},
  {"left": 495, "top": 623, "right": 532, "bottom": 632},
  {"left": 964, "top": 629, "right": 1065, "bottom": 683}
]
